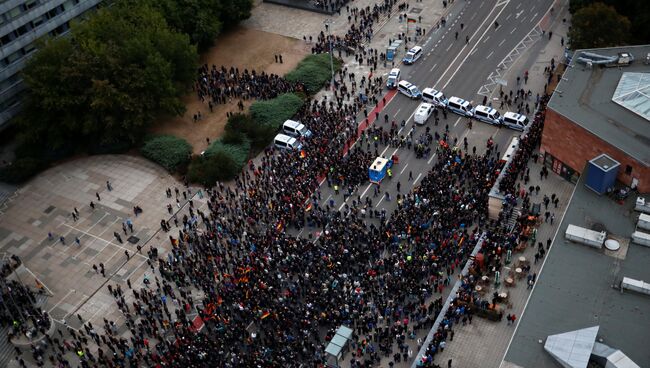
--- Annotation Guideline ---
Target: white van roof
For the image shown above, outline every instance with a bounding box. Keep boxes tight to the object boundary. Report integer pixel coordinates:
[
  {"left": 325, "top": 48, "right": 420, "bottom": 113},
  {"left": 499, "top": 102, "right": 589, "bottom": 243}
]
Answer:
[
  {"left": 389, "top": 68, "right": 400, "bottom": 76},
  {"left": 398, "top": 80, "right": 413, "bottom": 88},
  {"left": 503, "top": 112, "right": 527, "bottom": 121},
  {"left": 408, "top": 46, "right": 422, "bottom": 53},
  {"left": 474, "top": 105, "right": 497, "bottom": 114},
  {"left": 422, "top": 87, "right": 442, "bottom": 97},
  {"left": 449, "top": 96, "right": 469, "bottom": 106},
  {"left": 283, "top": 119, "right": 303, "bottom": 129},
  {"left": 275, "top": 133, "right": 297, "bottom": 144},
  {"left": 416, "top": 103, "right": 433, "bottom": 114}
]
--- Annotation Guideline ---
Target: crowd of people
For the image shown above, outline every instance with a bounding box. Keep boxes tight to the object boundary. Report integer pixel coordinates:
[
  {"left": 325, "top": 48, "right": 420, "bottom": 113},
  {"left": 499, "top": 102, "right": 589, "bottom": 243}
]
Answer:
[{"left": 193, "top": 64, "right": 300, "bottom": 110}]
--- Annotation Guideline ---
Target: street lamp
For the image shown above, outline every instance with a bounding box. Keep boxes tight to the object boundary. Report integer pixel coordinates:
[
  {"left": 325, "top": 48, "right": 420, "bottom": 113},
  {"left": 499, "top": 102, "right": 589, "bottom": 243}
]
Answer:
[{"left": 324, "top": 19, "right": 335, "bottom": 89}]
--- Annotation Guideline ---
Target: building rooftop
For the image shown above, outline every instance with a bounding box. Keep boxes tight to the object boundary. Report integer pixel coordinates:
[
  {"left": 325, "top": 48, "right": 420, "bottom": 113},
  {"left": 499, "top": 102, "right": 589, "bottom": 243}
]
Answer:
[
  {"left": 503, "top": 171, "right": 650, "bottom": 368},
  {"left": 548, "top": 44, "right": 650, "bottom": 166}
]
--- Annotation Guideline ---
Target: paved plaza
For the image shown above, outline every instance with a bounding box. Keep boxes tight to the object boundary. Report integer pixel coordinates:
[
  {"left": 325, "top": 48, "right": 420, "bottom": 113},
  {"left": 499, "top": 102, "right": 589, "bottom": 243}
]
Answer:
[{"left": 0, "top": 155, "right": 200, "bottom": 333}]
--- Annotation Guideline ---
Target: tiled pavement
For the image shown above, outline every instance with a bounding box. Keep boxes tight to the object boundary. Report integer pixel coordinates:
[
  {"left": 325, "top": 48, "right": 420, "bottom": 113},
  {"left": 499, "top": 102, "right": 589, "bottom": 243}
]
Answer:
[{"left": 0, "top": 155, "right": 195, "bottom": 334}]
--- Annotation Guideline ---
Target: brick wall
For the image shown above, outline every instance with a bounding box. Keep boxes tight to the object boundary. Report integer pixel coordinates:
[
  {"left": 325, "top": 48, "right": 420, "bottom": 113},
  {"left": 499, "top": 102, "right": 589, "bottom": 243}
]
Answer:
[{"left": 541, "top": 109, "right": 650, "bottom": 192}]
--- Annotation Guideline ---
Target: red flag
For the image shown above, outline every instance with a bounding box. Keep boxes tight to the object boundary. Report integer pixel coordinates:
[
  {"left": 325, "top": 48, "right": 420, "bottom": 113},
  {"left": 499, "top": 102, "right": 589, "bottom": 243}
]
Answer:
[{"left": 407, "top": 18, "right": 417, "bottom": 23}]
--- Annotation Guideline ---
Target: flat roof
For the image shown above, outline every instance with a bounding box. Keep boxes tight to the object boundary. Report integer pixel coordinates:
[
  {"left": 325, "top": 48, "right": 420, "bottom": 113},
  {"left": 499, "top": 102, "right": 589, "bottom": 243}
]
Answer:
[
  {"left": 548, "top": 45, "right": 650, "bottom": 166},
  {"left": 503, "top": 171, "right": 650, "bottom": 368}
]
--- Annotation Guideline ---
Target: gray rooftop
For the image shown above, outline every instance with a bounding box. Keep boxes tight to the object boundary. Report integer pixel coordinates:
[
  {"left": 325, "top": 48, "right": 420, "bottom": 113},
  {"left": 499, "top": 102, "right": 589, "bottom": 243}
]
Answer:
[
  {"left": 548, "top": 45, "right": 650, "bottom": 166},
  {"left": 503, "top": 170, "right": 650, "bottom": 368}
]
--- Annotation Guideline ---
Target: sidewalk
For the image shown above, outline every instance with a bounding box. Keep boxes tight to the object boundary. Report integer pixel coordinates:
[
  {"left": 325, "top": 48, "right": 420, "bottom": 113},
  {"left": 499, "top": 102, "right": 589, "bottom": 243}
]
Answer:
[{"left": 430, "top": 2, "right": 575, "bottom": 368}]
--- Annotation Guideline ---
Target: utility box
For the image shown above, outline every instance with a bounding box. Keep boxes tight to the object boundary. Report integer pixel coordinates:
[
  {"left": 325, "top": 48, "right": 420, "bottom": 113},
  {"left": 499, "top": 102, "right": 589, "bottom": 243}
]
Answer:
[
  {"left": 631, "top": 231, "right": 650, "bottom": 247},
  {"left": 585, "top": 154, "right": 620, "bottom": 195},
  {"left": 565, "top": 224, "right": 606, "bottom": 249},
  {"left": 638, "top": 213, "right": 650, "bottom": 231}
]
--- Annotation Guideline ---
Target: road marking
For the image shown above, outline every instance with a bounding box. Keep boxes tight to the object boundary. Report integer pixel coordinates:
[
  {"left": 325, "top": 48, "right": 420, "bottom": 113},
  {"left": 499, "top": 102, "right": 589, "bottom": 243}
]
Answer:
[
  {"left": 470, "top": 12, "right": 477, "bottom": 20},
  {"left": 439, "top": 0, "right": 511, "bottom": 90},
  {"left": 499, "top": 38, "right": 506, "bottom": 46},
  {"left": 446, "top": 43, "right": 452, "bottom": 52},
  {"left": 375, "top": 196, "right": 385, "bottom": 208},
  {"left": 430, "top": 63, "right": 438, "bottom": 72},
  {"left": 427, "top": 153, "right": 437, "bottom": 164},
  {"left": 360, "top": 183, "right": 373, "bottom": 198},
  {"left": 530, "top": 12, "right": 538, "bottom": 22},
  {"left": 72, "top": 217, "right": 119, "bottom": 259},
  {"left": 486, "top": 51, "right": 494, "bottom": 59},
  {"left": 399, "top": 163, "right": 409, "bottom": 175},
  {"left": 516, "top": 3, "right": 521, "bottom": 9},
  {"left": 510, "top": 27, "right": 517, "bottom": 34},
  {"left": 515, "top": 10, "right": 524, "bottom": 19},
  {"left": 505, "top": 13, "right": 511, "bottom": 20},
  {"left": 413, "top": 173, "right": 423, "bottom": 184},
  {"left": 479, "top": 1, "right": 484, "bottom": 8},
  {"left": 395, "top": 108, "right": 401, "bottom": 116},
  {"left": 483, "top": 35, "right": 490, "bottom": 43},
  {"left": 49, "top": 289, "right": 75, "bottom": 313}
]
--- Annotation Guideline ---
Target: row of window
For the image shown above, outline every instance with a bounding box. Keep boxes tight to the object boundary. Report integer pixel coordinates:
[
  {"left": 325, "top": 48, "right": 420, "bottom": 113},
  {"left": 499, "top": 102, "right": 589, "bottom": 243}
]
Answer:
[{"left": 1, "top": 0, "right": 40, "bottom": 26}]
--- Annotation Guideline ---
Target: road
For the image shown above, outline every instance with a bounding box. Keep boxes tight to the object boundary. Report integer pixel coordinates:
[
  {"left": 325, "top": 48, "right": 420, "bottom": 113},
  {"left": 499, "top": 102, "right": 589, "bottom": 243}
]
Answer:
[{"left": 288, "top": 0, "right": 554, "bottom": 238}]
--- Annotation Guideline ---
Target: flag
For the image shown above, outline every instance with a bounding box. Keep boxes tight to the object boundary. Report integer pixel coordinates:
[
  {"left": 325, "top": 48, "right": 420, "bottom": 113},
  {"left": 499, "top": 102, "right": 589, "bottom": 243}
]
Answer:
[
  {"left": 305, "top": 203, "right": 313, "bottom": 212},
  {"left": 407, "top": 18, "right": 417, "bottom": 23},
  {"left": 261, "top": 311, "right": 271, "bottom": 320},
  {"left": 276, "top": 221, "right": 284, "bottom": 231},
  {"left": 300, "top": 150, "right": 306, "bottom": 158}
]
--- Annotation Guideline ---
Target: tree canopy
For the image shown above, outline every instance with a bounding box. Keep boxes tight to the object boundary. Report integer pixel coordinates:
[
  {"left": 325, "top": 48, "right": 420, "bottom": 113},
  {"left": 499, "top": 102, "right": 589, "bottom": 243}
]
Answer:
[
  {"left": 19, "top": 2, "right": 197, "bottom": 149},
  {"left": 569, "top": 0, "right": 650, "bottom": 47},
  {"left": 568, "top": 2, "right": 631, "bottom": 49},
  {"left": 144, "top": 0, "right": 253, "bottom": 51}
]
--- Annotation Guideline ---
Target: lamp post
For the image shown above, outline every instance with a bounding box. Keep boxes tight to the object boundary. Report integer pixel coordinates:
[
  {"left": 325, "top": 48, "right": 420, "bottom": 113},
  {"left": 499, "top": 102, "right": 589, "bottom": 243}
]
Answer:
[{"left": 324, "top": 19, "right": 335, "bottom": 89}]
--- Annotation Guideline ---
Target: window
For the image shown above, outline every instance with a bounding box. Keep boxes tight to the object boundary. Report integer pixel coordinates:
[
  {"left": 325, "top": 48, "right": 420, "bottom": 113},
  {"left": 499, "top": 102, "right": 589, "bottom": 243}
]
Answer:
[
  {"left": 625, "top": 165, "right": 633, "bottom": 175},
  {"left": 24, "top": 0, "right": 39, "bottom": 10}
]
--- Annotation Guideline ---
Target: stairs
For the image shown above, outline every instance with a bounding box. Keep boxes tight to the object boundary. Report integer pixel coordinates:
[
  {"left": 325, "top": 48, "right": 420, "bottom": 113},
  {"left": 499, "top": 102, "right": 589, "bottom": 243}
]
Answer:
[{"left": 506, "top": 207, "right": 521, "bottom": 233}]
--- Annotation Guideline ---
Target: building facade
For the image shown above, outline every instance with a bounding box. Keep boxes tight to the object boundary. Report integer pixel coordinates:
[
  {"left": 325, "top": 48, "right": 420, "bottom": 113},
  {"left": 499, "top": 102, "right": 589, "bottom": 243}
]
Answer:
[{"left": 0, "top": 0, "right": 102, "bottom": 130}]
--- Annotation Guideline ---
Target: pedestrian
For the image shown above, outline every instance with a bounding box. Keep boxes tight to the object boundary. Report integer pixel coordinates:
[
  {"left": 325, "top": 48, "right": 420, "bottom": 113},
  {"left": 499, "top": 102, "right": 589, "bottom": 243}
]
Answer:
[
  {"left": 96, "top": 192, "right": 101, "bottom": 201},
  {"left": 106, "top": 181, "right": 112, "bottom": 191},
  {"left": 59, "top": 236, "right": 65, "bottom": 245},
  {"left": 75, "top": 237, "right": 81, "bottom": 246},
  {"left": 125, "top": 250, "right": 130, "bottom": 260},
  {"left": 90, "top": 201, "right": 95, "bottom": 210},
  {"left": 550, "top": 213, "right": 555, "bottom": 225}
]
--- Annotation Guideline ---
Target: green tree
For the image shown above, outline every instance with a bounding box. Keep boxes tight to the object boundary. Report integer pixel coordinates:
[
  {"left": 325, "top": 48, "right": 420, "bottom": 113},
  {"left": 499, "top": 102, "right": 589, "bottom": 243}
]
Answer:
[
  {"left": 19, "top": 1, "right": 197, "bottom": 150},
  {"left": 568, "top": 2, "right": 631, "bottom": 49},
  {"left": 569, "top": 0, "right": 650, "bottom": 46}
]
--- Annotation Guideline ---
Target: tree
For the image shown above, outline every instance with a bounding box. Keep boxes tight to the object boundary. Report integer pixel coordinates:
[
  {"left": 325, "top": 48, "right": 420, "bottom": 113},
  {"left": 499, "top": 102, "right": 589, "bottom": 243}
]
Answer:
[
  {"left": 19, "top": 1, "right": 197, "bottom": 150},
  {"left": 568, "top": 2, "right": 631, "bottom": 49}
]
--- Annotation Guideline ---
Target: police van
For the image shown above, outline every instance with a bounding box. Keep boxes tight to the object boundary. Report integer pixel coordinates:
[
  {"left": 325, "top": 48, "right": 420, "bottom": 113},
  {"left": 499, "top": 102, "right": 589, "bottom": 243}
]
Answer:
[
  {"left": 386, "top": 68, "right": 401, "bottom": 89},
  {"left": 274, "top": 133, "right": 302, "bottom": 151},
  {"left": 402, "top": 46, "right": 423, "bottom": 65},
  {"left": 446, "top": 96, "right": 473, "bottom": 117},
  {"left": 414, "top": 103, "right": 434, "bottom": 125},
  {"left": 471, "top": 105, "right": 501, "bottom": 126},
  {"left": 421, "top": 87, "right": 448, "bottom": 108},
  {"left": 282, "top": 119, "right": 312, "bottom": 138},
  {"left": 397, "top": 80, "right": 422, "bottom": 99},
  {"left": 500, "top": 112, "right": 529, "bottom": 131}
]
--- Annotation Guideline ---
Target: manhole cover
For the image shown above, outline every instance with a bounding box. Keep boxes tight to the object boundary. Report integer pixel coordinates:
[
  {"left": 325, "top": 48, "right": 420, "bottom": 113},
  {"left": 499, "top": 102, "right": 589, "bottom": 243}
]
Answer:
[
  {"left": 127, "top": 236, "right": 140, "bottom": 244},
  {"left": 591, "top": 223, "right": 606, "bottom": 232}
]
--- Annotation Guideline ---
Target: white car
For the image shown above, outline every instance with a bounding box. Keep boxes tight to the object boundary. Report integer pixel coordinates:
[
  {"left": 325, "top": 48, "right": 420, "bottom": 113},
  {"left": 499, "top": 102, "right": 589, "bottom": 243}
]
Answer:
[{"left": 414, "top": 103, "right": 435, "bottom": 125}]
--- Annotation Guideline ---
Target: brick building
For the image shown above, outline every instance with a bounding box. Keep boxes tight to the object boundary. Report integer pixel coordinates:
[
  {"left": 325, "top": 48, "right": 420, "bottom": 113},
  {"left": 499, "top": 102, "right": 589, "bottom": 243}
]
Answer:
[{"left": 542, "top": 45, "right": 650, "bottom": 193}]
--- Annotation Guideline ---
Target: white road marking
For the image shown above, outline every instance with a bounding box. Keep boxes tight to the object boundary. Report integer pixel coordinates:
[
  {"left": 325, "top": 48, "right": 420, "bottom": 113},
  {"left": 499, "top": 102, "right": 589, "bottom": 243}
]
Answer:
[
  {"left": 427, "top": 153, "right": 438, "bottom": 164},
  {"left": 413, "top": 173, "right": 423, "bottom": 184},
  {"left": 446, "top": 43, "right": 452, "bottom": 51},
  {"left": 430, "top": 63, "right": 438, "bottom": 72},
  {"left": 515, "top": 10, "right": 523, "bottom": 19},
  {"left": 399, "top": 163, "right": 409, "bottom": 175},
  {"left": 505, "top": 13, "right": 512, "bottom": 20},
  {"left": 471, "top": 12, "right": 477, "bottom": 20},
  {"left": 511, "top": 27, "right": 517, "bottom": 34},
  {"left": 499, "top": 39, "right": 506, "bottom": 46},
  {"left": 360, "top": 183, "right": 373, "bottom": 198},
  {"left": 486, "top": 51, "right": 494, "bottom": 59},
  {"left": 439, "top": 0, "right": 512, "bottom": 90},
  {"left": 483, "top": 35, "right": 490, "bottom": 43},
  {"left": 531, "top": 12, "right": 538, "bottom": 22}
]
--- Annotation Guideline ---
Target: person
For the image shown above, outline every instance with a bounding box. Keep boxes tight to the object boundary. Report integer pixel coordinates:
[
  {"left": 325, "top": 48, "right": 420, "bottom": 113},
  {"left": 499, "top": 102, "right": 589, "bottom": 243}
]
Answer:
[{"left": 494, "top": 21, "right": 499, "bottom": 29}]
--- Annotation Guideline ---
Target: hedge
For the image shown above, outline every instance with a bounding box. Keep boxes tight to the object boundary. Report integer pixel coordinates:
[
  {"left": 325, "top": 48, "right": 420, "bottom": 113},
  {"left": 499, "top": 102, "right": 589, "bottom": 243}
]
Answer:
[
  {"left": 285, "top": 53, "right": 342, "bottom": 95},
  {"left": 203, "top": 139, "right": 250, "bottom": 168},
  {"left": 187, "top": 151, "right": 240, "bottom": 186},
  {"left": 0, "top": 158, "right": 47, "bottom": 184},
  {"left": 249, "top": 93, "right": 304, "bottom": 128},
  {"left": 225, "top": 113, "right": 277, "bottom": 151},
  {"left": 140, "top": 135, "right": 192, "bottom": 172}
]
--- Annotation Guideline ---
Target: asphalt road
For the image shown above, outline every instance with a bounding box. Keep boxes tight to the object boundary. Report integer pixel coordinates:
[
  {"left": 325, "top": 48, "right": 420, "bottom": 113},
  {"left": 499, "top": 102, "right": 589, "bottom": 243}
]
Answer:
[{"left": 294, "top": 0, "right": 554, "bottom": 237}]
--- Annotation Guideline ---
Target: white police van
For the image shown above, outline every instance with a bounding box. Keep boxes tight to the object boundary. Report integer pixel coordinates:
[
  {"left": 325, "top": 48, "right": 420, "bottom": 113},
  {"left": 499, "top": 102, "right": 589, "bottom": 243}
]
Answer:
[
  {"left": 471, "top": 105, "right": 501, "bottom": 126},
  {"left": 414, "top": 103, "right": 434, "bottom": 125},
  {"left": 397, "top": 80, "right": 422, "bottom": 99},
  {"left": 446, "top": 96, "right": 473, "bottom": 117},
  {"left": 386, "top": 68, "right": 401, "bottom": 89},
  {"left": 402, "top": 46, "right": 423, "bottom": 65},
  {"left": 501, "top": 112, "right": 529, "bottom": 131},
  {"left": 421, "top": 87, "right": 448, "bottom": 108},
  {"left": 274, "top": 133, "right": 302, "bottom": 151},
  {"left": 282, "top": 119, "right": 312, "bottom": 138}
]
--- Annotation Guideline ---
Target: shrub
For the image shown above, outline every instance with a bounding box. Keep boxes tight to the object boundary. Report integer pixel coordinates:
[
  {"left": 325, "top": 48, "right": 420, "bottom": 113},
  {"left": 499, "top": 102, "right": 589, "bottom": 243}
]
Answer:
[
  {"left": 285, "top": 53, "right": 342, "bottom": 95},
  {"left": 203, "top": 139, "right": 250, "bottom": 169},
  {"left": 249, "top": 93, "right": 303, "bottom": 128},
  {"left": 187, "top": 152, "right": 240, "bottom": 185},
  {"left": 225, "top": 113, "right": 277, "bottom": 151},
  {"left": 0, "top": 158, "right": 47, "bottom": 184},
  {"left": 141, "top": 135, "right": 192, "bottom": 172}
]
